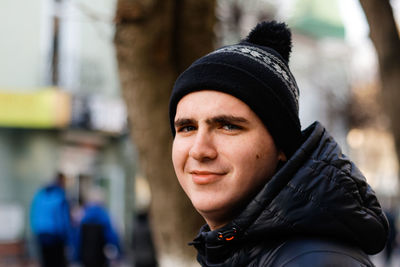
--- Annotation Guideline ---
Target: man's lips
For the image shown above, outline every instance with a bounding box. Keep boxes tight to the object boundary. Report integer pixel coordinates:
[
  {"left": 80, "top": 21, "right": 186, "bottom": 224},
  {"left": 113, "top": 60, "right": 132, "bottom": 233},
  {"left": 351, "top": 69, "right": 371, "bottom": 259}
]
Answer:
[{"left": 190, "top": 170, "right": 226, "bottom": 185}]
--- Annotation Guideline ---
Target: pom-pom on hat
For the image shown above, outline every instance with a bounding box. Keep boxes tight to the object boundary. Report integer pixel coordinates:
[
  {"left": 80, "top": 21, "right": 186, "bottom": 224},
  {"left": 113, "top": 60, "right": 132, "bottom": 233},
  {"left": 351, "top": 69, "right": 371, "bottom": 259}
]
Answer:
[{"left": 169, "top": 21, "right": 302, "bottom": 158}]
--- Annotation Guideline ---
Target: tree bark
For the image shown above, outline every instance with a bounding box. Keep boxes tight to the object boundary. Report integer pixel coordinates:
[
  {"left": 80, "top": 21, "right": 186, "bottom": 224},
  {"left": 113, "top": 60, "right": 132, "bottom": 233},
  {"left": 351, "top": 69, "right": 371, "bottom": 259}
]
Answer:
[
  {"left": 359, "top": 0, "right": 400, "bottom": 161},
  {"left": 114, "top": 0, "right": 215, "bottom": 266}
]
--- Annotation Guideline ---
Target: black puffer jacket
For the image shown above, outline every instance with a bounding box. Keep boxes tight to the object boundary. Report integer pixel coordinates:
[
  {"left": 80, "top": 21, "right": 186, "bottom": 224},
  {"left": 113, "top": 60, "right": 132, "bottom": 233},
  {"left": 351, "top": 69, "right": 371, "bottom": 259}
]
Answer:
[{"left": 190, "top": 122, "right": 388, "bottom": 266}]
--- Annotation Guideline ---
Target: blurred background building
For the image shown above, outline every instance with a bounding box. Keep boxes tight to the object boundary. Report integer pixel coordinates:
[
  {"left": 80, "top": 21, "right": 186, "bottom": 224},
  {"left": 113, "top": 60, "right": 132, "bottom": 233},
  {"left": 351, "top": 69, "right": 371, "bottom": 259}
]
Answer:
[
  {"left": 0, "top": 0, "right": 136, "bottom": 265},
  {"left": 0, "top": 0, "right": 398, "bottom": 266}
]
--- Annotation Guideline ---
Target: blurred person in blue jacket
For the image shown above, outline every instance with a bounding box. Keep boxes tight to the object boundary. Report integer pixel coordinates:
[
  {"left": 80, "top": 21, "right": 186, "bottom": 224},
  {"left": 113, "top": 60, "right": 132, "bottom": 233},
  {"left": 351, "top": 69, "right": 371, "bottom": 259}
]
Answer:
[
  {"left": 30, "top": 172, "right": 73, "bottom": 267},
  {"left": 77, "top": 186, "right": 121, "bottom": 267}
]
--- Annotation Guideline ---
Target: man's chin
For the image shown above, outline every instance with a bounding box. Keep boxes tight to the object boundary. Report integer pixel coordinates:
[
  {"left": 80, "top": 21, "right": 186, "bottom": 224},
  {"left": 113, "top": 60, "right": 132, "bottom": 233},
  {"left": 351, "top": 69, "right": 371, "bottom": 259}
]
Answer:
[{"left": 193, "top": 204, "right": 235, "bottom": 228}]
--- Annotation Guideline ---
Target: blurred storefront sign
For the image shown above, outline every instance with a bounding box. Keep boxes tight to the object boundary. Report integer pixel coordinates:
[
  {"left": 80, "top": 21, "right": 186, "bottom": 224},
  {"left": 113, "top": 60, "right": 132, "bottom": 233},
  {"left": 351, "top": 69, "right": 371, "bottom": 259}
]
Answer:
[
  {"left": 0, "top": 88, "right": 71, "bottom": 128},
  {"left": 70, "top": 95, "right": 127, "bottom": 135},
  {"left": 0, "top": 88, "right": 127, "bottom": 135},
  {"left": 88, "top": 96, "right": 127, "bottom": 134}
]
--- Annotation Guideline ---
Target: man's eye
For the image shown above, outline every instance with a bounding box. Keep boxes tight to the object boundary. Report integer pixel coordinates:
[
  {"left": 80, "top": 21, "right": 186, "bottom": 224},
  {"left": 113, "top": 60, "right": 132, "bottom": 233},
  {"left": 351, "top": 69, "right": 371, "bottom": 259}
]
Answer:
[
  {"left": 178, "top": 125, "right": 196, "bottom": 132},
  {"left": 222, "top": 124, "right": 241, "bottom": 131}
]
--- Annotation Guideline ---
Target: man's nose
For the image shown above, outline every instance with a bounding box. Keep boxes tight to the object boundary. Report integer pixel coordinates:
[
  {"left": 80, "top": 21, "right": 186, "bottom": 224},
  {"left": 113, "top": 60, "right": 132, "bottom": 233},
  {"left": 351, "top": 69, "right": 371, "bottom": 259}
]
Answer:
[{"left": 189, "top": 130, "right": 217, "bottom": 161}]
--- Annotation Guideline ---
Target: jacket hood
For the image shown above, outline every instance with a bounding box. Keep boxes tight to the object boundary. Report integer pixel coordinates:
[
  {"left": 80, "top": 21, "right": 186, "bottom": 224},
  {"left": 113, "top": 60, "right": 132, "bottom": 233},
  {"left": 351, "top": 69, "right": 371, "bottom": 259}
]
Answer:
[{"left": 191, "top": 121, "right": 388, "bottom": 258}]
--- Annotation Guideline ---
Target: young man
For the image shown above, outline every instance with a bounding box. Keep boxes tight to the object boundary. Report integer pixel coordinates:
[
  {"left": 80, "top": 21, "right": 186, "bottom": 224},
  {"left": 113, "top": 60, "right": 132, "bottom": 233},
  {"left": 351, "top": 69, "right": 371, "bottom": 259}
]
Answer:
[{"left": 169, "top": 21, "right": 388, "bottom": 266}]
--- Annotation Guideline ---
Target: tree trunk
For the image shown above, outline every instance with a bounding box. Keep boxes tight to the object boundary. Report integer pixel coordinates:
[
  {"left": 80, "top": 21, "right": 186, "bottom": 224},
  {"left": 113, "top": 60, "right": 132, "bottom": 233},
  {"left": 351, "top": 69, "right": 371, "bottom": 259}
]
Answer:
[
  {"left": 113, "top": 0, "right": 215, "bottom": 266},
  {"left": 359, "top": 0, "right": 400, "bottom": 161}
]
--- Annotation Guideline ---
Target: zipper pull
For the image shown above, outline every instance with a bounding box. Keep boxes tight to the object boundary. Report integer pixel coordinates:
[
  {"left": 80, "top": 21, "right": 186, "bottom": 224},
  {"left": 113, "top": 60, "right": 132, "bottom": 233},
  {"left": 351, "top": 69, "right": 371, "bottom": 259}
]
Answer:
[{"left": 217, "top": 227, "right": 237, "bottom": 241}]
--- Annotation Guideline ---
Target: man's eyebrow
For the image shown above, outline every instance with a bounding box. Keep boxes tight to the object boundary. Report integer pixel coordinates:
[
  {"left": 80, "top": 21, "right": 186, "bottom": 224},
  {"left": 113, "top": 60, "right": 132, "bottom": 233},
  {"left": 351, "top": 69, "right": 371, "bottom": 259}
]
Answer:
[
  {"left": 207, "top": 115, "right": 249, "bottom": 124},
  {"left": 174, "top": 118, "right": 195, "bottom": 128}
]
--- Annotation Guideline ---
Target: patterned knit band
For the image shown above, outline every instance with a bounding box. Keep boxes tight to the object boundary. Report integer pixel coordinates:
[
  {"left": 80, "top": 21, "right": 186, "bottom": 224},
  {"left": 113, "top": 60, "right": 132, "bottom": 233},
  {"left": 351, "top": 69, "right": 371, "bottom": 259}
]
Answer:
[{"left": 210, "top": 44, "right": 299, "bottom": 111}]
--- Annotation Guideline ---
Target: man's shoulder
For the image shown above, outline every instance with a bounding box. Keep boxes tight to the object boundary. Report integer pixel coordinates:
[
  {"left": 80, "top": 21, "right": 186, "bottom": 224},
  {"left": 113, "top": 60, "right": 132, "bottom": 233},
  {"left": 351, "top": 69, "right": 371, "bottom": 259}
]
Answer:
[{"left": 255, "top": 238, "right": 374, "bottom": 267}]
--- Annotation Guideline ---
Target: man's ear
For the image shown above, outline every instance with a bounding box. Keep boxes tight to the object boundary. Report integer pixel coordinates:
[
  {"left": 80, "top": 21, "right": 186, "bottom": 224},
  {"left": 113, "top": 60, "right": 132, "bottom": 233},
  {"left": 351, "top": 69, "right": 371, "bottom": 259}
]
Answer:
[{"left": 278, "top": 150, "right": 287, "bottom": 162}]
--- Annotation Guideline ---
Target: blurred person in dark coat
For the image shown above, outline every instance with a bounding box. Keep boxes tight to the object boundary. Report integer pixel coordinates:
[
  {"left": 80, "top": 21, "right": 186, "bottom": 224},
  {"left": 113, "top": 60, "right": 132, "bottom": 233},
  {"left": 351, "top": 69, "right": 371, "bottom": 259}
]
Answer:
[
  {"left": 131, "top": 176, "right": 157, "bottom": 267},
  {"left": 76, "top": 186, "right": 121, "bottom": 267},
  {"left": 132, "top": 211, "right": 157, "bottom": 267}
]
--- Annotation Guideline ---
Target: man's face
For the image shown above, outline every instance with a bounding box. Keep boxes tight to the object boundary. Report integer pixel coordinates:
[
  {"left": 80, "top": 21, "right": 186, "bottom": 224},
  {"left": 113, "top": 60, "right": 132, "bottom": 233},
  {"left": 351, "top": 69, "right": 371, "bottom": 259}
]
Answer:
[{"left": 172, "top": 90, "right": 285, "bottom": 229}]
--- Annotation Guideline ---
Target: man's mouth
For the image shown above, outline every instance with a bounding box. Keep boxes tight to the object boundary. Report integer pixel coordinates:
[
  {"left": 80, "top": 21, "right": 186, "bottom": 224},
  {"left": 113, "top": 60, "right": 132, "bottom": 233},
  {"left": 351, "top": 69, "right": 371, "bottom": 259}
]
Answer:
[{"left": 190, "top": 170, "right": 226, "bottom": 185}]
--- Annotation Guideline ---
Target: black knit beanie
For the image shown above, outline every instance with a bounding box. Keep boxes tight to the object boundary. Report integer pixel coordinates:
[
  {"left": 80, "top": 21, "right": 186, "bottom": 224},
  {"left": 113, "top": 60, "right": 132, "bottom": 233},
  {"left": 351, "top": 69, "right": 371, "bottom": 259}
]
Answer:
[{"left": 169, "top": 21, "right": 302, "bottom": 158}]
